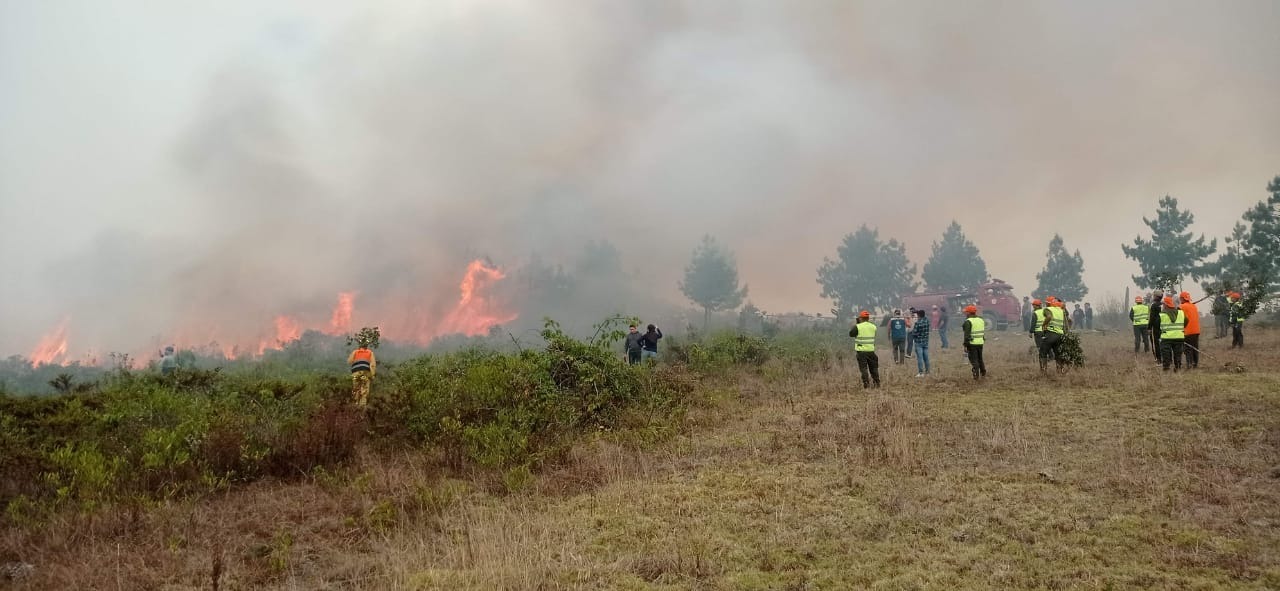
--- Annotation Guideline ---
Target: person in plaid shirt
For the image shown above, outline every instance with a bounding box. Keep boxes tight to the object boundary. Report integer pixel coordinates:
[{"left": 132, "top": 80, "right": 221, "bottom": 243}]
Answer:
[{"left": 911, "top": 308, "right": 931, "bottom": 376}]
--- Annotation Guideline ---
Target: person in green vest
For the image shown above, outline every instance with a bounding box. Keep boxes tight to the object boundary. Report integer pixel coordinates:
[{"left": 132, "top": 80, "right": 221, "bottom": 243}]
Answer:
[
  {"left": 962, "top": 305, "right": 987, "bottom": 381},
  {"left": 1158, "top": 295, "right": 1188, "bottom": 372},
  {"left": 1229, "top": 291, "right": 1247, "bottom": 348},
  {"left": 848, "top": 310, "right": 881, "bottom": 389},
  {"left": 1029, "top": 299, "right": 1045, "bottom": 353},
  {"left": 1039, "top": 297, "right": 1066, "bottom": 372},
  {"left": 1129, "top": 295, "right": 1151, "bottom": 354}
]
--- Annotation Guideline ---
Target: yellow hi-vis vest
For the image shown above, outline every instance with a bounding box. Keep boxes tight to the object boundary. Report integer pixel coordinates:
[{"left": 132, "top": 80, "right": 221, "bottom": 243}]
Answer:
[
  {"left": 1045, "top": 307, "right": 1065, "bottom": 335},
  {"left": 968, "top": 316, "right": 985, "bottom": 345},
  {"left": 1131, "top": 304, "right": 1150, "bottom": 326},
  {"left": 1033, "top": 308, "right": 1045, "bottom": 333},
  {"left": 1161, "top": 310, "right": 1186, "bottom": 339},
  {"left": 855, "top": 321, "right": 877, "bottom": 352}
]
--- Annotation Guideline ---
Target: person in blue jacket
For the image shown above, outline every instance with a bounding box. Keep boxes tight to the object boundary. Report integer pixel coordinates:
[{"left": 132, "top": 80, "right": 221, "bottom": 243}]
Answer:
[{"left": 889, "top": 309, "right": 908, "bottom": 364}]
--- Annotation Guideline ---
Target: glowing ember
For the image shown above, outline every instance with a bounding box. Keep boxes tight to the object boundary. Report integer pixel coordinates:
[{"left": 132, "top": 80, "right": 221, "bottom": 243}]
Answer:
[
  {"left": 330, "top": 292, "right": 356, "bottom": 334},
  {"left": 29, "top": 317, "right": 71, "bottom": 366},
  {"left": 437, "top": 260, "right": 518, "bottom": 337}
]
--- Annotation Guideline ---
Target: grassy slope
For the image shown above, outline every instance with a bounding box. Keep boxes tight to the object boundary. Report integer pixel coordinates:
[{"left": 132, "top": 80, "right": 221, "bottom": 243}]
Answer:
[{"left": 6, "top": 329, "right": 1280, "bottom": 590}]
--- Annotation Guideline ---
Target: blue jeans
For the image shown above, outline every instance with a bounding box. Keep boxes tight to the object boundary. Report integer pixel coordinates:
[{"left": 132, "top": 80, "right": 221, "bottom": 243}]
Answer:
[
  {"left": 915, "top": 343, "right": 930, "bottom": 374},
  {"left": 939, "top": 329, "right": 949, "bottom": 349},
  {"left": 642, "top": 350, "right": 658, "bottom": 362}
]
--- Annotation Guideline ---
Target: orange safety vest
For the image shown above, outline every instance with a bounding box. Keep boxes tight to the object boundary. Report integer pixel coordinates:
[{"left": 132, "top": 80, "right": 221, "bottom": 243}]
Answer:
[
  {"left": 1179, "top": 303, "right": 1201, "bottom": 336},
  {"left": 350, "top": 348, "right": 374, "bottom": 374}
]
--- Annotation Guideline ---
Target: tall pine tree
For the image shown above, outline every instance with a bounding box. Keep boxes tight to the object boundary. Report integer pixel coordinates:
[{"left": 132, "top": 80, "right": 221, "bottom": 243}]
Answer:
[
  {"left": 1033, "top": 234, "right": 1088, "bottom": 301},
  {"left": 817, "top": 225, "right": 918, "bottom": 321},
  {"left": 1229, "top": 176, "right": 1280, "bottom": 313},
  {"left": 1120, "top": 196, "right": 1217, "bottom": 291},
  {"left": 921, "top": 221, "right": 988, "bottom": 292},
  {"left": 680, "top": 235, "right": 748, "bottom": 329}
]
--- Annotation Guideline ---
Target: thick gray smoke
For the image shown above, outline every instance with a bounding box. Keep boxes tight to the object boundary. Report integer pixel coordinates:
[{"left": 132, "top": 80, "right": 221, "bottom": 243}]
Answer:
[{"left": 1, "top": 0, "right": 1278, "bottom": 358}]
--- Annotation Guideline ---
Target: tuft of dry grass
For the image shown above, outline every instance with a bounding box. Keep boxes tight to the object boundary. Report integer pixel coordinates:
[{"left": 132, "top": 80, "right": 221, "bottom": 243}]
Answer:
[{"left": 4, "top": 328, "right": 1280, "bottom": 589}]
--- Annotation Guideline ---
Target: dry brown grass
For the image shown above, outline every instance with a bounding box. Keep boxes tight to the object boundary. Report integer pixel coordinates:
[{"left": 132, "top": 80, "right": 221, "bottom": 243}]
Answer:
[{"left": 4, "top": 328, "right": 1280, "bottom": 589}]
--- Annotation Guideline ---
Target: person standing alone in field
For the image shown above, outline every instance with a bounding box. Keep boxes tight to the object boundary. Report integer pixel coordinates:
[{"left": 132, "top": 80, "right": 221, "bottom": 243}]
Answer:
[
  {"left": 889, "top": 309, "right": 908, "bottom": 365},
  {"left": 849, "top": 310, "right": 881, "bottom": 389},
  {"left": 912, "top": 309, "right": 931, "bottom": 377},
  {"left": 159, "top": 346, "right": 178, "bottom": 376},
  {"left": 962, "top": 305, "right": 987, "bottom": 380},
  {"left": 1129, "top": 296, "right": 1150, "bottom": 354},
  {"left": 640, "top": 324, "right": 663, "bottom": 362},
  {"left": 625, "top": 324, "right": 644, "bottom": 365},
  {"left": 348, "top": 344, "right": 376, "bottom": 407},
  {"left": 1178, "top": 291, "right": 1201, "bottom": 369}
]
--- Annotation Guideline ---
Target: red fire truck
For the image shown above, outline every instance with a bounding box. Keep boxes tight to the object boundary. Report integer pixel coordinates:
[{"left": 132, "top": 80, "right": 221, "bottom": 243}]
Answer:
[{"left": 901, "top": 279, "right": 1023, "bottom": 331}]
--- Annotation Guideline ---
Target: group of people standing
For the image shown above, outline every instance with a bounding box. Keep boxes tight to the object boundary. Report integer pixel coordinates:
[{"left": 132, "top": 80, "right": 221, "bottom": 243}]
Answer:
[
  {"left": 851, "top": 305, "right": 988, "bottom": 389},
  {"left": 1026, "top": 297, "right": 1072, "bottom": 372},
  {"left": 1130, "top": 290, "right": 1247, "bottom": 372},
  {"left": 624, "top": 324, "right": 664, "bottom": 365}
]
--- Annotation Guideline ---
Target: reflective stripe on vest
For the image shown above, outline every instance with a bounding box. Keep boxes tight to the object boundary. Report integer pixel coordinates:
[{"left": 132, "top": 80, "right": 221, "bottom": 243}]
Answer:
[
  {"left": 1161, "top": 310, "right": 1186, "bottom": 339},
  {"left": 855, "top": 321, "right": 876, "bottom": 352},
  {"left": 1131, "top": 304, "right": 1149, "bottom": 326},
  {"left": 969, "top": 316, "right": 985, "bottom": 345},
  {"left": 1045, "top": 307, "right": 1065, "bottom": 334},
  {"left": 351, "top": 348, "right": 373, "bottom": 373},
  {"left": 1033, "top": 308, "right": 1045, "bottom": 333}
]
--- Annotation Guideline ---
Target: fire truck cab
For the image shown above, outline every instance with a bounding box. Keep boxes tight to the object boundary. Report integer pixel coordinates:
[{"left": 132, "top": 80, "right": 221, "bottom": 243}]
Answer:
[{"left": 901, "top": 279, "right": 1022, "bottom": 331}]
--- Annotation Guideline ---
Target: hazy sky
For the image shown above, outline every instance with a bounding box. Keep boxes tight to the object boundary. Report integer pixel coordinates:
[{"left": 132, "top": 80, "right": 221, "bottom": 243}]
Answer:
[{"left": 2, "top": 0, "right": 1278, "bottom": 357}]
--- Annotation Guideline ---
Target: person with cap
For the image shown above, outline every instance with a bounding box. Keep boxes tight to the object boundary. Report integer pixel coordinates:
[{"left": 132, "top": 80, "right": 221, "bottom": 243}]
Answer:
[
  {"left": 640, "top": 324, "right": 663, "bottom": 362},
  {"left": 348, "top": 342, "right": 377, "bottom": 407},
  {"left": 624, "top": 324, "right": 644, "bottom": 365},
  {"left": 889, "top": 309, "right": 908, "bottom": 365},
  {"left": 1129, "top": 295, "right": 1151, "bottom": 353},
  {"left": 1178, "top": 291, "right": 1202, "bottom": 369},
  {"left": 849, "top": 310, "right": 881, "bottom": 388},
  {"left": 1158, "top": 295, "right": 1187, "bottom": 372},
  {"left": 962, "top": 305, "right": 987, "bottom": 380},
  {"left": 1030, "top": 298, "right": 1046, "bottom": 354},
  {"left": 1039, "top": 296, "right": 1066, "bottom": 372},
  {"left": 1229, "top": 292, "right": 1246, "bottom": 348},
  {"left": 911, "top": 308, "right": 931, "bottom": 377},
  {"left": 159, "top": 346, "right": 178, "bottom": 376},
  {"left": 1148, "top": 290, "right": 1165, "bottom": 362}
]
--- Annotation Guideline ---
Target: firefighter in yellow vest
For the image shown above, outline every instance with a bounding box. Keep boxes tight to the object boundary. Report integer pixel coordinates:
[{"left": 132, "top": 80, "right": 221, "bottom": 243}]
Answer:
[
  {"left": 848, "top": 310, "right": 881, "bottom": 389},
  {"left": 1129, "top": 295, "right": 1150, "bottom": 354},
  {"left": 1039, "top": 297, "right": 1066, "bottom": 371},
  {"left": 348, "top": 345, "right": 377, "bottom": 406},
  {"left": 1159, "top": 295, "right": 1187, "bottom": 372},
  {"left": 962, "top": 305, "right": 987, "bottom": 380},
  {"left": 1029, "top": 299, "right": 1045, "bottom": 352}
]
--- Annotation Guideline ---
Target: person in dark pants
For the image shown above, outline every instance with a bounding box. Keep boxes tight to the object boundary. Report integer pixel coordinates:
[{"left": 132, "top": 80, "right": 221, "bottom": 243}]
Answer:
[
  {"left": 1158, "top": 296, "right": 1187, "bottom": 372},
  {"left": 961, "top": 305, "right": 987, "bottom": 380},
  {"left": 905, "top": 307, "right": 917, "bottom": 358},
  {"left": 912, "top": 309, "right": 931, "bottom": 376},
  {"left": 1148, "top": 291, "right": 1164, "bottom": 362},
  {"left": 849, "top": 310, "right": 881, "bottom": 388},
  {"left": 1212, "top": 292, "right": 1229, "bottom": 338},
  {"left": 889, "top": 309, "right": 908, "bottom": 364},
  {"left": 1084, "top": 303, "right": 1094, "bottom": 330},
  {"left": 1229, "top": 292, "right": 1246, "bottom": 348},
  {"left": 937, "top": 306, "right": 950, "bottom": 349},
  {"left": 624, "top": 324, "right": 644, "bottom": 365},
  {"left": 1039, "top": 299, "right": 1065, "bottom": 372},
  {"left": 1030, "top": 299, "right": 1045, "bottom": 354},
  {"left": 1178, "top": 291, "right": 1201, "bottom": 369},
  {"left": 1022, "top": 296, "right": 1033, "bottom": 332},
  {"left": 1129, "top": 296, "right": 1150, "bottom": 353}
]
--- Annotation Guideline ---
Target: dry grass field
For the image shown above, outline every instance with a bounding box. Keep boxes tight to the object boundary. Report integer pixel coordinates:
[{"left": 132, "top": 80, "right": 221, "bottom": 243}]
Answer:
[{"left": 4, "top": 328, "right": 1279, "bottom": 590}]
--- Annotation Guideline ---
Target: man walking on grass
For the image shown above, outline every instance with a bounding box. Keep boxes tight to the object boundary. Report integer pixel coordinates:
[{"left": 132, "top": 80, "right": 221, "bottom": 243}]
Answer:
[
  {"left": 849, "top": 310, "right": 881, "bottom": 389},
  {"left": 1129, "top": 296, "right": 1150, "bottom": 354},
  {"left": 962, "top": 305, "right": 987, "bottom": 380},
  {"left": 1159, "top": 295, "right": 1187, "bottom": 372},
  {"left": 1039, "top": 297, "right": 1065, "bottom": 372},
  {"left": 348, "top": 343, "right": 376, "bottom": 407},
  {"left": 912, "top": 308, "right": 931, "bottom": 377}
]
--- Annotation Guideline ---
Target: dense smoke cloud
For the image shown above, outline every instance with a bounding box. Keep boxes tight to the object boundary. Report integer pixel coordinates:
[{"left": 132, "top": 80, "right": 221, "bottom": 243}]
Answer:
[{"left": 1, "top": 0, "right": 1278, "bottom": 358}]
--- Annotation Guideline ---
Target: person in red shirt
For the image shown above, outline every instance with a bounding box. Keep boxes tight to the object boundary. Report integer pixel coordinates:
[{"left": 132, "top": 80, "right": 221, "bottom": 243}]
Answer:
[{"left": 1179, "top": 291, "right": 1202, "bottom": 369}]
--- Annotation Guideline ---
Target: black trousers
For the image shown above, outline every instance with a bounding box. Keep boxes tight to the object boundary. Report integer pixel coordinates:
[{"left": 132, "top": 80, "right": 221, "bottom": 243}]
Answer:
[
  {"left": 891, "top": 340, "right": 906, "bottom": 364},
  {"left": 1039, "top": 332, "right": 1063, "bottom": 370},
  {"left": 1161, "top": 339, "right": 1185, "bottom": 371},
  {"left": 1216, "top": 315, "right": 1228, "bottom": 338},
  {"left": 627, "top": 350, "right": 641, "bottom": 365},
  {"left": 1033, "top": 331, "right": 1044, "bottom": 354},
  {"left": 1183, "top": 334, "right": 1200, "bottom": 368},
  {"left": 965, "top": 343, "right": 986, "bottom": 379},
  {"left": 1151, "top": 329, "right": 1162, "bottom": 361},
  {"left": 1133, "top": 326, "right": 1150, "bottom": 353},
  {"left": 1232, "top": 324, "right": 1244, "bottom": 348},
  {"left": 856, "top": 351, "right": 881, "bottom": 388}
]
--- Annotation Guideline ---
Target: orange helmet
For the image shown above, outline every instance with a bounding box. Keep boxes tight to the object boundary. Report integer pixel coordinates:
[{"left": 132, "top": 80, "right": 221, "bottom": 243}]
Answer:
[
  {"left": 964, "top": 305, "right": 977, "bottom": 314},
  {"left": 1031, "top": 299, "right": 1042, "bottom": 306},
  {"left": 1180, "top": 291, "right": 1191, "bottom": 301},
  {"left": 858, "top": 310, "right": 870, "bottom": 318},
  {"left": 1162, "top": 296, "right": 1175, "bottom": 308},
  {"left": 1230, "top": 291, "right": 1242, "bottom": 299}
]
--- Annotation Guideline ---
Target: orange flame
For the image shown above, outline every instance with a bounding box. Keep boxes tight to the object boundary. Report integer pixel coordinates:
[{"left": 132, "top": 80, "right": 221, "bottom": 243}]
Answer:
[
  {"left": 330, "top": 292, "right": 356, "bottom": 334},
  {"left": 437, "top": 260, "right": 518, "bottom": 337},
  {"left": 29, "top": 317, "right": 71, "bottom": 366}
]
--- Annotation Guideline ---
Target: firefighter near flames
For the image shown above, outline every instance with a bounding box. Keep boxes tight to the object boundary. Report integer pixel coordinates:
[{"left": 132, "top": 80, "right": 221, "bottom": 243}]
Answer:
[{"left": 347, "top": 326, "right": 381, "bottom": 407}]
